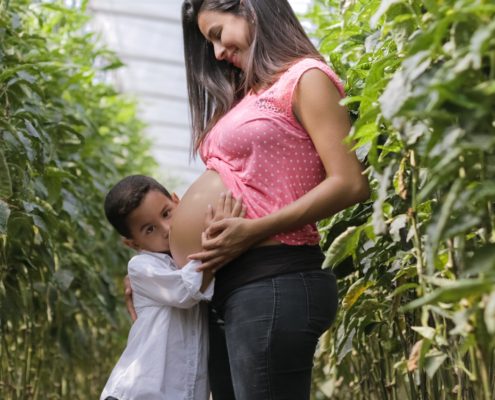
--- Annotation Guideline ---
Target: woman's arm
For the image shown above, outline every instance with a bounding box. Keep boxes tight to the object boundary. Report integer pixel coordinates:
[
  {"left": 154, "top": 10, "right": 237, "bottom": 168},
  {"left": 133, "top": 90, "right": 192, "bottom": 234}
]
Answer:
[
  {"left": 256, "top": 68, "right": 370, "bottom": 230},
  {"left": 191, "top": 69, "right": 370, "bottom": 270}
]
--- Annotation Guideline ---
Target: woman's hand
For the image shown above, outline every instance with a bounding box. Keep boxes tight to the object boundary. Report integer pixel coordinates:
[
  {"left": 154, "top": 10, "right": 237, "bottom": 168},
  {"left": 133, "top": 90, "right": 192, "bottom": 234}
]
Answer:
[
  {"left": 190, "top": 217, "right": 258, "bottom": 271},
  {"left": 205, "top": 191, "right": 246, "bottom": 225},
  {"left": 190, "top": 191, "right": 252, "bottom": 271},
  {"left": 124, "top": 275, "right": 137, "bottom": 322}
]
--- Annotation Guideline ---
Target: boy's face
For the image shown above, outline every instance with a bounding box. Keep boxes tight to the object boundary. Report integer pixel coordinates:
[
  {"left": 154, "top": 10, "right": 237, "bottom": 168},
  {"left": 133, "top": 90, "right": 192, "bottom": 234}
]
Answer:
[{"left": 123, "top": 190, "right": 180, "bottom": 253}]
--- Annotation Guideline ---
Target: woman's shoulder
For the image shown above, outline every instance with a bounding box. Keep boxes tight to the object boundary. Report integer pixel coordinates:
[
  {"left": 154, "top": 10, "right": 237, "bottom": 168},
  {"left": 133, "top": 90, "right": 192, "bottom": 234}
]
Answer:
[
  {"left": 287, "top": 57, "right": 328, "bottom": 72},
  {"left": 283, "top": 58, "right": 345, "bottom": 97},
  {"left": 257, "top": 58, "right": 345, "bottom": 114}
]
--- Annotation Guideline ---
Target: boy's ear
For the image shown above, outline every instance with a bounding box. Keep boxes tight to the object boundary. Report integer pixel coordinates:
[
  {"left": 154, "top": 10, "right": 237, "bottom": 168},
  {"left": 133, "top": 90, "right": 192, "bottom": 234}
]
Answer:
[
  {"left": 171, "top": 192, "right": 180, "bottom": 204},
  {"left": 122, "top": 237, "right": 140, "bottom": 251}
]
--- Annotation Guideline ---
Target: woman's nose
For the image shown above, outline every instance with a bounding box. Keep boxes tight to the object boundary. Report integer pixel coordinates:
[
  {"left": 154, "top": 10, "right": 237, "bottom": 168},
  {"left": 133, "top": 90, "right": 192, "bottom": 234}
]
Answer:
[{"left": 213, "top": 42, "right": 226, "bottom": 61}]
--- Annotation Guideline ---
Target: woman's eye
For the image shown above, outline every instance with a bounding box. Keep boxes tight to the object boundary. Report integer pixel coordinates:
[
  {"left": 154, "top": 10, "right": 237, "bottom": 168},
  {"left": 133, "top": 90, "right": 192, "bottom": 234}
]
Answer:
[
  {"left": 145, "top": 226, "right": 155, "bottom": 234},
  {"left": 162, "top": 210, "right": 170, "bottom": 218},
  {"left": 213, "top": 29, "right": 222, "bottom": 40}
]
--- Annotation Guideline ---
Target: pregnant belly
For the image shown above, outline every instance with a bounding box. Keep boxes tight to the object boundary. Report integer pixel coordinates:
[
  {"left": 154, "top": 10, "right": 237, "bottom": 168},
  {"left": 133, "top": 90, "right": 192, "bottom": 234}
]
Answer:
[
  {"left": 169, "top": 169, "right": 281, "bottom": 267},
  {"left": 169, "top": 170, "right": 227, "bottom": 267}
]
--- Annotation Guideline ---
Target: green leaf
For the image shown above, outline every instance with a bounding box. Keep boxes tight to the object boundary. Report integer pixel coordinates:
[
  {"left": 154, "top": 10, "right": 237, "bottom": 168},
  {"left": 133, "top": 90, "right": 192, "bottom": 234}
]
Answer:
[
  {"left": 468, "top": 19, "right": 495, "bottom": 70},
  {"left": 389, "top": 214, "right": 407, "bottom": 242},
  {"left": 342, "top": 277, "right": 374, "bottom": 310},
  {"left": 25, "top": 120, "right": 42, "bottom": 140},
  {"left": 11, "top": 13, "right": 21, "bottom": 30},
  {"left": 53, "top": 269, "right": 75, "bottom": 291},
  {"left": 380, "top": 51, "right": 431, "bottom": 119},
  {"left": 0, "top": 148, "right": 13, "bottom": 199},
  {"left": 372, "top": 165, "right": 393, "bottom": 235},
  {"left": 17, "top": 70, "right": 36, "bottom": 84},
  {"left": 424, "top": 351, "right": 448, "bottom": 378},
  {"left": 402, "top": 278, "right": 495, "bottom": 311},
  {"left": 0, "top": 199, "right": 11, "bottom": 234},
  {"left": 411, "top": 326, "right": 436, "bottom": 341},
  {"left": 485, "top": 290, "right": 495, "bottom": 334},
  {"left": 390, "top": 282, "right": 418, "bottom": 296},
  {"left": 323, "top": 226, "right": 364, "bottom": 269},
  {"left": 370, "top": 0, "right": 402, "bottom": 28},
  {"left": 337, "top": 325, "right": 356, "bottom": 365},
  {"left": 462, "top": 244, "right": 495, "bottom": 277},
  {"left": 425, "top": 179, "right": 464, "bottom": 274}
]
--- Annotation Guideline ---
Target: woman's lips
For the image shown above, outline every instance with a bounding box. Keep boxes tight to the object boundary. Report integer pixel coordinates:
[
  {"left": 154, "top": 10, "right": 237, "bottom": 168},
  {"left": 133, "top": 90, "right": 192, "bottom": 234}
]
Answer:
[{"left": 228, "top": 51, "right": 240, "bottom": 68}]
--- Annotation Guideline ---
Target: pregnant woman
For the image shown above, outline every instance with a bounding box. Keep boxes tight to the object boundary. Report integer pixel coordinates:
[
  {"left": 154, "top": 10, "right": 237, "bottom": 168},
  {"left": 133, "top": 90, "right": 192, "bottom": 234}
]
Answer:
[
  {"left": 130, "top": 0, "right": 369, "bottom": 399},
  {"left": 170, "top": 0, "right": 370, "bottom": 398}
]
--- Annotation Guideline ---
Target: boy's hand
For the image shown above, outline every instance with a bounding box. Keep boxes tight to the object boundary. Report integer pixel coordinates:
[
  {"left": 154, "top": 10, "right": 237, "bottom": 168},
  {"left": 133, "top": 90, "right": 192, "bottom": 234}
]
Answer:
[{"left": 124, "top": 275, "right": 137, "bottom": 322}]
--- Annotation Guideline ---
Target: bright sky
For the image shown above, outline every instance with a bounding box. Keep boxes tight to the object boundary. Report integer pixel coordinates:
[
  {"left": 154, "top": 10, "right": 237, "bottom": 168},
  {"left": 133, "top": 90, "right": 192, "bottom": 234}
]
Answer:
[{"left": 290, "top": 0, "right": 312, "bottom": 14}]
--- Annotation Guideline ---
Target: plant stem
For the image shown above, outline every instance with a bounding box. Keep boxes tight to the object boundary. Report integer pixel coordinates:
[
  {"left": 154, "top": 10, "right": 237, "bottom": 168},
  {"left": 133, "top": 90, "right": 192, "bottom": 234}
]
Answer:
[
  {"left": 420, "top": 370, "right": 427, "bottom": 400},
  {"left": 376, "top": 335, "right": 390, "bottom": 400},
  {"left": 409, "top": 150, "right": 425, "bottom": 288},
  {"left": 394, "top": 315, "right": 416, "bottom": 400},
  {"left": 476, "top": 345, "right": 491, "bottom": 400}
]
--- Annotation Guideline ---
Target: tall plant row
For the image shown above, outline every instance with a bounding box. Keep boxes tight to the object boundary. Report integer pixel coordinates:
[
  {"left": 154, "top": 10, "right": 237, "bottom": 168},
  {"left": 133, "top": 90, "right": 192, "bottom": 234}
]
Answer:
[
  {"left": 0, "top": 0, "right": 157, "bottom": 398},
  {"left": 309, "top": 0, "right": 495, "bottom": 399}
]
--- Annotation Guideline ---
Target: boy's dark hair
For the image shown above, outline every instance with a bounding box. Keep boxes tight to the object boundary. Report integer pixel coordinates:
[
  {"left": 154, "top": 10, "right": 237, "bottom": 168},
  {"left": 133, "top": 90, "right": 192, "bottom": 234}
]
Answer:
[{"left": 104, "top": 175, "right": 172, "bottom": 238}]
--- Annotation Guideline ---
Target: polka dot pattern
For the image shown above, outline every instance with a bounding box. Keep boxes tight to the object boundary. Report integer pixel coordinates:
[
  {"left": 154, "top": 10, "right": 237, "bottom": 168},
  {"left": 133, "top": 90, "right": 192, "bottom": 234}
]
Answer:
[{"left": 200, "top": 59, "right": 345, "bottom": 245}]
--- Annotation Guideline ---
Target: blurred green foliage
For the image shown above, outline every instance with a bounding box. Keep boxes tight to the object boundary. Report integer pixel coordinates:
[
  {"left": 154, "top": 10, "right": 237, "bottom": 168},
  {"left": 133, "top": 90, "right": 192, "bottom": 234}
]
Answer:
[
  {"left": 310, "top": 1, "right": 495, "bottom": 399},
  {"left": 3, "top": 0, "right": 495, "bottom": 398},
  {"left": 0, "top": 0, "right": 157, "bottom": 398}
]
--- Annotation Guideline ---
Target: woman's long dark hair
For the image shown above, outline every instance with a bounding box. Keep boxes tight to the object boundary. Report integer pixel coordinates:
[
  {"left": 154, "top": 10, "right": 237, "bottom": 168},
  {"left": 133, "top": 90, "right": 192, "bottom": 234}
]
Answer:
[{"left": 182, "top": 0, "right": 323, "bottom": 154}]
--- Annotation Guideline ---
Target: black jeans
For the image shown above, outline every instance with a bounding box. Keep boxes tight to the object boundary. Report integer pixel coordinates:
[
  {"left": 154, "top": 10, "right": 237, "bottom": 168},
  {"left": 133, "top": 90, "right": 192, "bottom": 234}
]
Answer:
[{"left": 208, "top": 270, "right": 338, "bottom": 400}]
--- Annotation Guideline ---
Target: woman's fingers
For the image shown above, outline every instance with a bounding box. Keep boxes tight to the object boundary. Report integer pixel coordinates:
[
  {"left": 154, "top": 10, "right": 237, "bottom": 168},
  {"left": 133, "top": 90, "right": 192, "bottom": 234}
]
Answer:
[
  {"left": 188, "top": 244, "right": 231, "bottom": 263},
  {"left": 205, "top": 219, "right": 230, "bottom": 239},
  {"left": 195, "top": 256, "right": 227, "bottom": 272},
  {"left": 215, "top": 192, "right": 226, "bottom": 220},
  {"left": 123, "top": 275, "right": 137, "bottom": 322},
  {"left": 188, "top": 249, "right": 215, "bottom": 262},
  {"left": 231, "top": 196, "right": 243, "bottom": 217},
  {"left": 223, "top": 191, "right": 233, "bottom": 216},
  {"left": 201, "top": 234, "right": 224, "bottom": 250},
  {"left": 204, "top": 204, "right": 214, "bottom": 228},
  {"left": 199, "top": 230, "right": 223, "bottom": 249},
  {"left": 211, "top": 191, "right": 245, "bottom": 221}
]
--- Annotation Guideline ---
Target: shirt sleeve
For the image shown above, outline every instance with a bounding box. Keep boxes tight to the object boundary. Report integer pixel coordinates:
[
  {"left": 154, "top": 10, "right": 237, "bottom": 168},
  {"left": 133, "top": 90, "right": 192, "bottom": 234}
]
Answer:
[{"left": 128, "top": 255, "right": 214, "bottom": 308}]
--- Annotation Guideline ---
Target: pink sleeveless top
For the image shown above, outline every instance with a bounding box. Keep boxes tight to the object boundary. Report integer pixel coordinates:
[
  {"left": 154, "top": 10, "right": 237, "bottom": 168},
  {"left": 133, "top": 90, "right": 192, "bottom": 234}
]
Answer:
[{"left": 200, "top": 58, "right": 345, "bottom": 245}]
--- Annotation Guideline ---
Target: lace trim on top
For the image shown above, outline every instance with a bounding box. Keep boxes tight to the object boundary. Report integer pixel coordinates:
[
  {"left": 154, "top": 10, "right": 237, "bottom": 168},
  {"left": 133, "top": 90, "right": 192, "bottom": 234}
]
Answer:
[{"left": 254, "top": 58, "right": 345, "bottom": 125}]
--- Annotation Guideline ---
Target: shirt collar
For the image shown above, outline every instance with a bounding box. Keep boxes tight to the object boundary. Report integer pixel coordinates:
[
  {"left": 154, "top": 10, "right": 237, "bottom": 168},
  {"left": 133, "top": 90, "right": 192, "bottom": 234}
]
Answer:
[{"left": 139, "top": 250, "right": 172, "bottom": 262}]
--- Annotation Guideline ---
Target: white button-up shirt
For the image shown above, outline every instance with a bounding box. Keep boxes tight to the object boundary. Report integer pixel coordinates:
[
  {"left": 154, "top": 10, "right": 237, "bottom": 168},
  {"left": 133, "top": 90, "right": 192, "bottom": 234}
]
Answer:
[{"left": 100, "top": 251, "right": 214, "bottom": 400}]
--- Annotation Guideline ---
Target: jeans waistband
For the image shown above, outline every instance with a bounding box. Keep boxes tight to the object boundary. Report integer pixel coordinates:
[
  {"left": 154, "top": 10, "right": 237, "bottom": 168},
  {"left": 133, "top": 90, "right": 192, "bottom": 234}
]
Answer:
[{"left": 212, "top": 244, "right": 324, "bottom": 307}]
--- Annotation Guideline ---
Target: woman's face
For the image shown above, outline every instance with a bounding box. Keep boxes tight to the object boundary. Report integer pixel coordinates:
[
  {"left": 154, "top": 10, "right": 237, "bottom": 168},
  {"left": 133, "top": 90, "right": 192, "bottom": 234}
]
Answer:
[{"left": 197, "top": 10, "right": 252, "bottom": 71}]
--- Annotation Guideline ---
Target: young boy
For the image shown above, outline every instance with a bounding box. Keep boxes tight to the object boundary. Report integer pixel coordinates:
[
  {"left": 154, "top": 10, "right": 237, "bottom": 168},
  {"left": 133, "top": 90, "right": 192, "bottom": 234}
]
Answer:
[{"left": 100, "top": 175, "right": 241, "bottom": 400}]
